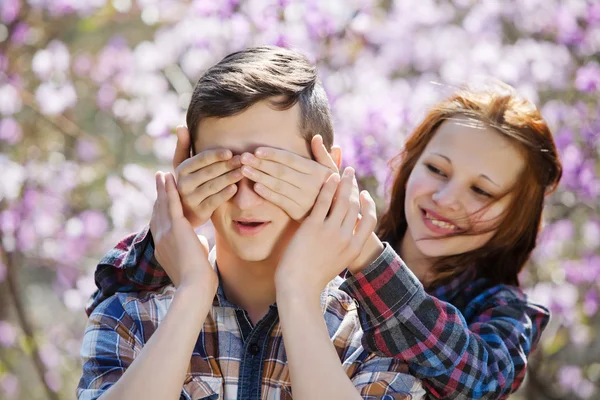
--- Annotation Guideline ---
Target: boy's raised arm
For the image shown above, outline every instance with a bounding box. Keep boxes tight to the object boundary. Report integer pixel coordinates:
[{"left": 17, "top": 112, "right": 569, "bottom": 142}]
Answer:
[{"left": 79, "top": 172, "right": 217, "bottom": 400}]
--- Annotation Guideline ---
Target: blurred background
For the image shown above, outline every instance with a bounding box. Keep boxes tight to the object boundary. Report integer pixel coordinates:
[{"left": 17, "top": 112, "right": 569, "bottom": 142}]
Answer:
[{"left": 0, "top": 0, "right": 599, "bottom": 399}]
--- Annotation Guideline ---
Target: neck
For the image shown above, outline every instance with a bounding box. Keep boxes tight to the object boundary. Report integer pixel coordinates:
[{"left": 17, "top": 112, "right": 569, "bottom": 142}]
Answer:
[
  {"left": 398, "top": 230, "right": 434, "bottom": 285},
  {"left": 214, "top": 241, "right": 279, "bottom": 325}
]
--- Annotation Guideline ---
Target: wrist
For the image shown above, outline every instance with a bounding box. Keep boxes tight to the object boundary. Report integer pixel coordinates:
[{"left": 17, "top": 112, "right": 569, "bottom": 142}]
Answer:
[
  {"left": 276, "top": 286, "right": 321, "bottom": 311},
  {"left": 275, "top": 274, "right": 321, "bottom": 305},
  {"left": 178, "top": 272, "right": 217, "bottom": 299},
  {"left": 173, "top": 282, "right": 215, "bottom": 325},
  {"left": 347, "top": 233, "right": 384, "bottom": 275}
]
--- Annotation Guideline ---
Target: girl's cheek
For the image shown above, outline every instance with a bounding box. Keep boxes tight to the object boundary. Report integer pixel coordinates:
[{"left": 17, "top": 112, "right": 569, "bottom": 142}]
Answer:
[
  {"left": 407, "top": 169, "right": 434, "bottom": 195},
  {"left": 469, "top": 202, "right": 505, "bottom": 230}
]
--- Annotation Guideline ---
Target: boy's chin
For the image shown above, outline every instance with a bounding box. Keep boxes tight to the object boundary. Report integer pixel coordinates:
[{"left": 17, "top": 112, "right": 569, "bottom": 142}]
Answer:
[{"left": 232, "top": 243, "right": 279, "bottom": 263}]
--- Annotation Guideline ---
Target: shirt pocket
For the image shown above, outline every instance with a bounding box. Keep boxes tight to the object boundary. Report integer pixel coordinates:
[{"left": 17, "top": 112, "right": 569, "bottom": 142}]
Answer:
[{"left": 182, "top": 375, "right": 223, "bottom": 400}]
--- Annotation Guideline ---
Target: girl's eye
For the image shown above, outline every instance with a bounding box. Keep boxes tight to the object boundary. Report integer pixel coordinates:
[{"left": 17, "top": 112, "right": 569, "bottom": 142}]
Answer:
[
  {"left": 426, "top": 164, "right": 446, "bottom": 177},
  {"left": 472, "top": 186, "right": 493, "bottom": 198}
]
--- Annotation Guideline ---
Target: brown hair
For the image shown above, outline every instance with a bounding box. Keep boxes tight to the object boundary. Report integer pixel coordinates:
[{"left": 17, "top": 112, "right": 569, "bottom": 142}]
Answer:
[
  {"left": 186, "top": 46, "right": 333, "bottom": 153},
  {"left": 377, "top": 82, "right": 563, "bottom": 288}
]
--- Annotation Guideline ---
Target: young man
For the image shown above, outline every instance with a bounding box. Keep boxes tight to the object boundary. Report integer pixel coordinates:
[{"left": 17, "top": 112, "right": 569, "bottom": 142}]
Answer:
[{"left": 78, "top": 46, "right": 424, "bottom": 400}]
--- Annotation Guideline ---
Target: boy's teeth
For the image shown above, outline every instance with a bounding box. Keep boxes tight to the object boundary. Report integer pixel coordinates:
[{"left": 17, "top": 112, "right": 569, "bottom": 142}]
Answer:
[{"left": 426, "top": 212, "right": 456, "bottom": 230}]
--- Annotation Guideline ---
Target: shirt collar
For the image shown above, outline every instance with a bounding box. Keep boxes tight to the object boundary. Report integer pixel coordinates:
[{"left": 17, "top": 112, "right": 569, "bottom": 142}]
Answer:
[{"left": 209, "top": 246, "right": 332, "bottom": 312}]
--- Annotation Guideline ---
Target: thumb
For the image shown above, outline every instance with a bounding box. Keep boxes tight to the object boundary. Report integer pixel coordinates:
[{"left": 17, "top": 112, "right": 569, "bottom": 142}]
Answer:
[
  {"left": 173, "top": 126, "right": 192, "bottom": 171},
  {"left": 311, "top": 135, "right": 339, "bottom": 174}
]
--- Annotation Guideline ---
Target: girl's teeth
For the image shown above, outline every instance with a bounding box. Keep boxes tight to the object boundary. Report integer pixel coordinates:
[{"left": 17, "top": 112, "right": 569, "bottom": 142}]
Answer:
[{"left": 426, "top": 212, "right": 456, "bottom": 230}]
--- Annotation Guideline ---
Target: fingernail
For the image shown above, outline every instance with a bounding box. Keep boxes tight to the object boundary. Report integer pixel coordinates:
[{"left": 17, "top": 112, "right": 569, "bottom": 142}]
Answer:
[
  {"left": 230, "top": 156, "right": 242, "bottom": 167},
  {"left": 255, "top": 149, "right": 266, "bottom": 158},
  {"left": 241, "top": 153, "right": 253, "bottom": 163},
  {"left": 242, "top": 166, "right": 255, "bottom": 176}
]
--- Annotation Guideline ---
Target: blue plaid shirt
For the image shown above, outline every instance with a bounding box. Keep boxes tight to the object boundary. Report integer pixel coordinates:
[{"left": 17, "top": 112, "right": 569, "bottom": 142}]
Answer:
[
  {"left": 86, "top": 227, "right": 550, "bottom": 399},
  {"left": 79, "top": 235, "right": 425, "bottom": 399}
]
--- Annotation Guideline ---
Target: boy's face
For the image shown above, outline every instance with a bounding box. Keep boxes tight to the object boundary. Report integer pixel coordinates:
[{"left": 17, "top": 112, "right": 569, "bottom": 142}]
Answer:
[{"left": 194, "top": 98, "right": 311, "bottom": 263}]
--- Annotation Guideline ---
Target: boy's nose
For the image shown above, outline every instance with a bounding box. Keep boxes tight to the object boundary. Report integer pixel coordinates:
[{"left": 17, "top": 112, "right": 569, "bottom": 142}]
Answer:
[{"left": 231, "top": 178, "right": 264, "bottom": 210}]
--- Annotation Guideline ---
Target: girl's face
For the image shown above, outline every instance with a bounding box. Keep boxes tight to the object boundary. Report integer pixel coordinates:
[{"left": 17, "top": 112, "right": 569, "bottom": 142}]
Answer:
[{"left": 403, "top": 116, "right": 525, "bottom": 260}]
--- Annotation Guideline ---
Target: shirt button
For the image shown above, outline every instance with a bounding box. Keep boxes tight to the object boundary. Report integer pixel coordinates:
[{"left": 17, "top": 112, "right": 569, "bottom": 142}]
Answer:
[{"left": 249, "top": 343, "right": 260, "bottom": 355}]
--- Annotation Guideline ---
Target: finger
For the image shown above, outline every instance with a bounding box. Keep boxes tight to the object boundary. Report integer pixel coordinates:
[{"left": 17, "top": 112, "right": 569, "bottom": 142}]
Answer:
[
  {"left": 352, "top": 190, "right": 378, "bottom": 246},
  {"left": 310, "top": 174, "right": 340, "bottom": 222},
  {"left": 177, "top": 156, "right": 240, "bottom": 195},
  {"left": 341, "top": 178, "right": 361, "bottom": 234},
  {"left": 253, "top": 183, "right": 303, "bottom": 219},
  {"left": 172, "top": 126, "right": 192, "bottom": 171},
  {"left": 241, "top": 153, "right": 304, "bottom": 189},
  {"left": 179, "top": 156, "right": 242, "bottom": 195},
  {"left": 197, "top": 184, "right": 238, "bottom": 215},
  {"left": 165, "top": 172, "right": 184, "bottom": 219},
  {"left": 186, "top": 170, "right": 241, "bottom": 208},
  {"left": 155, "top": 171, "right": 168, "bottom": 229},
  {"left": 253, "top": 147, "right": 313, "bottom": 175},
  {"left": 177, "top": 148, "right": 233, "bottom": 178},
  {"left": 311, "top": 135, "right": 339, "bottom": 174},
  {"left": 327, "top": 167, "right": 355, "bottom": 225},
  {"left": 240, "top": 165, "right": 302, "bottom": 199},
  {"left": 156, "top": 171, "right": 166, "bottom": 201}
]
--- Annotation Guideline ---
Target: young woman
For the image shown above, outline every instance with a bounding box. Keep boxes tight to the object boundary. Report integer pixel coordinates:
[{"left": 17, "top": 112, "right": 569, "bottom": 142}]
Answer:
[
  {"left": 86, "top": 82, "right": 562, "bottom": 399},
  {"left": 340, "top": 82, "right": 562, "bottom": 399}
]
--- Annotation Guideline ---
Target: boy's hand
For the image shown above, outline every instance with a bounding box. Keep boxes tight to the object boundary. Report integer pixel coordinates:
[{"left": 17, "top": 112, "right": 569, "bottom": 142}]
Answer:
[
  {"left": 172, "top": 126, "right": 243, "bottom": 228},
  {"left": 239, "top": 134, "right": 339, "bottom": 220},
  {"left": 150, "top": 171, "right": 218, "bottom": 292},
  {"left": 275, "top": 167, "right": 377, "bottom": 298}
]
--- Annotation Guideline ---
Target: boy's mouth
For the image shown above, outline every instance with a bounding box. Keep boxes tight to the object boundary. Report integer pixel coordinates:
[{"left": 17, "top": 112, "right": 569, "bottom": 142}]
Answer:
[{"left": 233, "top": 219, "right": 270, "bottom": 236}]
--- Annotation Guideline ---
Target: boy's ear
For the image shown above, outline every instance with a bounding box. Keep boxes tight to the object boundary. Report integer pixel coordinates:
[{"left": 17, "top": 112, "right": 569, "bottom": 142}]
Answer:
[{"left": 329, "top": 145, "right": 342, "bottom": 171}]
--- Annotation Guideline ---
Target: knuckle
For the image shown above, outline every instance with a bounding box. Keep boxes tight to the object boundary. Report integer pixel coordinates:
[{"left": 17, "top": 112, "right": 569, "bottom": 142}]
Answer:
[
  {"left": 259, "top": 187, "right": 271, "bottom": 199},
  {"left": 228, "top": 170, "right": 241, "bottom": 182},
  {"left": 175, "top": 161, "right": 187, "bottom": 177},
  {"left": 178, "top": 177, "right": 192, "bottom": 194},
  {"left": 206, "top": 180, "right": 218, "bottom": 194},
  {"left": 202, "top": 195, "right": 218, "bottom": 211},
  {"left": 342, "top": 232, "right": 352, "bottom": 245},
  {"left": 275, "top": 164, "right": 285, "bottom": 179}
]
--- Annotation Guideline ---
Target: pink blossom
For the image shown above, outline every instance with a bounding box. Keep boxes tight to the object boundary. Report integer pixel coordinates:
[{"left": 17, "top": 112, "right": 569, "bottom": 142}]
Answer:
[
  {"left": 0, "top": 321, "right": 17, "bottom": 347},
  {"left": 0, "top": 373, "right": 19, "bottom": 399},
  {"left": 0, "top": 0, "right": 20, "bottom": 25},
  {"left": 575, "top": 62, "right": 600, "bottom": 93},
  {"left": 35, "top": 82, "right": 77, "bottom": 115},
  {"left": 0, "top": 118, "right": 22, "bottom": 144}
]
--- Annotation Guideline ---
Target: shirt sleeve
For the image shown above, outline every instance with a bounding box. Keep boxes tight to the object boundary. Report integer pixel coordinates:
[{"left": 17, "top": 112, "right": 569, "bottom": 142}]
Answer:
[
  {"left": 340, "top": 243, "right": 550, "bottom": 400},
  {"left": 77, "top": 296, "right": 141, "bottom": 400},
  {"left": 86, "top": 225, "right": 171, "bottom": 316},
  {"left": 350, "top": 354, "right": 426, "bottom": 399}
]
